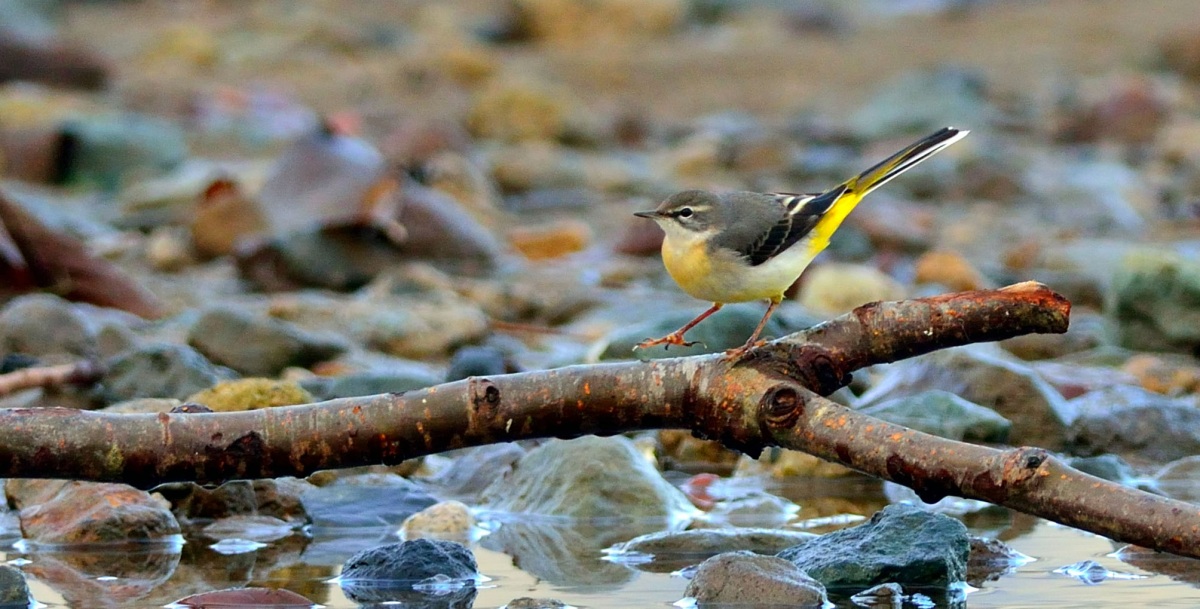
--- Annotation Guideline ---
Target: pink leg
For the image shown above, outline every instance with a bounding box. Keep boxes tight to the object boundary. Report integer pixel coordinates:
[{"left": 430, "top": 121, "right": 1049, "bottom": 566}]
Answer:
[
  {"left": 724, "top": 298, "right": 781, "bottom": 358},
  {"left": 636, "top": 303, "right": 724, "bottom": 350}
]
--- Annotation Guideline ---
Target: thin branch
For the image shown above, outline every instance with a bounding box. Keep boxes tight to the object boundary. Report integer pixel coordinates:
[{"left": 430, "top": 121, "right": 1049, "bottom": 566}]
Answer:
[{"left": 0, "top": 360, "right": 105, "bottom": 396}]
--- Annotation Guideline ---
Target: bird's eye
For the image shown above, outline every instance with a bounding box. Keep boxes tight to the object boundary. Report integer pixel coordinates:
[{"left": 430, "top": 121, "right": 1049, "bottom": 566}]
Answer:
[{"left": 678, "top": 207, "right": 694, "bottom": 218}]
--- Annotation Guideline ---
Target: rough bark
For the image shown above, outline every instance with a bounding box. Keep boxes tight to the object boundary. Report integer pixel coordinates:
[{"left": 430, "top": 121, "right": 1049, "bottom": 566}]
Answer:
[{"left": 3, "top": 281, "right": 1198, "bottom": 558}]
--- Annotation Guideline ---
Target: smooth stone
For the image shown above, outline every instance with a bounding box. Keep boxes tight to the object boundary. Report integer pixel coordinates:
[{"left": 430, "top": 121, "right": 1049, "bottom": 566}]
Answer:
[
  {"left": 0, "top": 564, "right": 28, "bottom": 607},
  {"left": 15, "top": 481, "right": 180, "bottom": 544},
  {"left": 200, "top": 514, "right": 296, "bottom": 543},
  {"left": 1153, "top": 455, "right": 1200, "bottom": 503},
  {"left": 858, "top": 390, "right": 1011, "bottom": 443},
  {"left": 301, "top": 473, "right": 437, "bottom": 529},
  {"left": 613, "top": 527, "right": 817, "bottom": 564},
  {"left": 186, "top": 307, "right": 347, "bottom": 376},
  {"left": 777, "top": 503, "right": 970, "bottom": 588},
  {"left": 98, "top": 343, "right": 235, "bottom": 403},
  {"left": 1024, "top": 157, "right": 1152, "bottom": 234},
  {"left": 798, "top": 263, "right": 906, "bottom": 316},
  {"left": 300, "top": 370, "right": 440, "bottom": 400},
  {"left": 424, "top": 443, "right": 525, "bottom": 502},
  {"left": 968, "top": 536, "right": 1031, "bottom": 586},
  {"left": 1109, "top": 249, "right": 1200, "bottom": 355},
  {"left": 340, "top": 539, "right": 477, "bottom": 605},
  {"left": 57, "top": 113, "right": 187, "bottom": 190},
  {"left": 0, "top": 293, "right": 98, "bottom": 358},
  {"left": 504, "top": 598, "right": 568, "bottom": 609},
  {"left": 185, "top": 378, "right": 313, "bottom": 412},
  {"left": 157, "top": 480, "right": 258, "bottom": 522},
  {"left": 857, "top": 344, "right": 1075, "bottom": 450},
  {"left": 1067, "top": 385, "right": 1200, "bottom": 464},
  {"left": 684, "top": 551, "right": 828, "bottom": 606},
  {"left": 850, "top": 66, "right": 994, "bottom": 139},
  {"left": 399, "top": 500, "right": 475, "bottom": 541},
  {"left": 478, "top": 435, "right": 695, "bottom": 520},
  {"left": 445, "top": 345, "right": 514, "bottom": 382},
  {"left": 1065, "top": 454, "right": 1142, "bottom": 486}
]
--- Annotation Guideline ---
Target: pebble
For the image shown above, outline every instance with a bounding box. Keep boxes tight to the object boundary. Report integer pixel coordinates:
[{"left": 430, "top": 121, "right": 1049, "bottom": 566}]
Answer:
[
  {"left": 684, "top": 551, "right": 827, "bottom": 606},
  {"left": 798, "top": 263, "right": 906, "bottom": 315},
  {"left": 186, "top": 307, "right": 347, "bottom": 376},
  {"left": 14, "top": 481, "right": 180, "bottom": 544},
  {"left": 858, "top": 389, "right": 1012, "bottom": 443},
  {"left": 507, "top": 219, "right": 593, "bottom": 260},
  {"left": 340, "top": 539, "right": 477, "bottom": 605},
  {"left": 1067, "top": 385, "right": 1200, "bottom": 464},
  {"left": 913, "top": 249, "right": 991, "bottom": 291},
  {"left": 399, "top": 500, "right": 475, "bottom": 541},
  {"left": 99, "top": 343, "right": 236, "bottom": 403}
]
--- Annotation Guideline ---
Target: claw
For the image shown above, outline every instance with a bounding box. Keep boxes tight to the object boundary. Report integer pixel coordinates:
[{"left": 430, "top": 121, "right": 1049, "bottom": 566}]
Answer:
[
  {"left": 722, "top": 339, "right": 767, "bottom": 360},
  {"left": 635, "top": 332, "right": 700, "bottom": 351}
]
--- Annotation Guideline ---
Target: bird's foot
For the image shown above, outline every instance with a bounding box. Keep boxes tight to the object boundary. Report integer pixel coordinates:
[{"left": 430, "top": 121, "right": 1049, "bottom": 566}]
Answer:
[
  {"left": 722, "top": 339, "right": 767, "bottom": 360},
  {"left": 635, "top": 332, "right": 702, "bottom": 351}
]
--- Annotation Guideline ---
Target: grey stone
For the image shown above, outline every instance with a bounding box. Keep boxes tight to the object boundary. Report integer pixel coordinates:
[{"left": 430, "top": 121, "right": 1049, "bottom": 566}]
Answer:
[
  {"left": 1067, "top": 385, "right": 1200, "bottom": 464},
  {"left": 0, "top": 294, "right": 96, "bottom": 358},
  {"left": 857, "top": 345, "right": 1074, "bottom": 449},
  {"left": 59, "top": 113, "right": 187, "bottom": 191},
  {"left": 504, "top": 598, "right": 567, "bottom": 609},
  {"left": 478, "top": 435, "right": 694, "bottom": 519},
  {"left": 340, "top": 539, "right": 477, "bottom": 605},
  {"left": 1109, "top": 249, "right": 1200, "bottom": 355},
  {"left": 1065, "top": 454, "right": 1141, "bottom": 486},
  {"left": 684, "top": 551, "right": 827, "bottom": 606},
  {"left": 968, "top": 536, "right": 1029, "bottom": 585},
  {"left": 851, "top": 66, "right": 994, "bottom": 140},
  {"left": 0, "top": 564, "right": 28, "bottom": 607},
  {"left": 99, "top": 343, "right": 235, "bottom": 402},
  {"left": 426, "top": 443, "right": 525, "bottom": 502},
  {"left": 300, "top": 370, "right": 440, "bottom": 400},
  {"left": 613, "top": 527, "right": 817, "bottom": 571},
  {"left": 187, "top": 307, "right": 347, "bottom": 376},
  {"left": 777, "top": 503, "right": 970, "bottom": 588},
  {"left": 602, "top": 302, "right": 794, "bottom": 360},
  {"left": 446, "top": 345, "right": 512, "bottom": 381},
  {"left": 301, "top": 473, "right": 437, "bottom": 528},
  {"left": 858, "top": 390, "right": 1011, "bottom": 443}
]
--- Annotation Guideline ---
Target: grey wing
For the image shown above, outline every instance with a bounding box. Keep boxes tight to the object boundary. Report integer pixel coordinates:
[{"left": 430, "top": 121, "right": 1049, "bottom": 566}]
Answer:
[{"left": 737, "top": 187, "right": 847, "bottom": 266}]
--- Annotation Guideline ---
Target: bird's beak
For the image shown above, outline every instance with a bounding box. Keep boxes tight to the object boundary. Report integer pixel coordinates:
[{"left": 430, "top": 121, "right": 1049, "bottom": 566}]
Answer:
[{"left": 633, "top": 210, "right": 659, "bottom": 219}]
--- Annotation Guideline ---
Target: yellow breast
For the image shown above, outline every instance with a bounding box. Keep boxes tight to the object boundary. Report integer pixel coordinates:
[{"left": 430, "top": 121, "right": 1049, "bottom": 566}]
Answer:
[{"left": 660, "top": 232, "right": 821, "bottom": 304}]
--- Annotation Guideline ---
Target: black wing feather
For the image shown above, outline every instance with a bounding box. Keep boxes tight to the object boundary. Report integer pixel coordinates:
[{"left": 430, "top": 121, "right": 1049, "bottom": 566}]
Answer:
[{"left": 739, "top": 186, "right": 847, "bottom": 266}]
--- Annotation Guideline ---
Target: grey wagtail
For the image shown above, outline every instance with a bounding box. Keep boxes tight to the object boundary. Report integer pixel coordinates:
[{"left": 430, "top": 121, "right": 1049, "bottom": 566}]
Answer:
[{"left": 633, "top": 126, "right": 969, "bottom": 355}]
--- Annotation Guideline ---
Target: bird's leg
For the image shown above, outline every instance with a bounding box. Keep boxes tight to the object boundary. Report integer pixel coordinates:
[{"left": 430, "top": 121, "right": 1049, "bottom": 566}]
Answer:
[
  {"left": 724, "top": 298, "right": 781, "bottom": 358},
  {"left": 636, "top": 303, "right": 723, "bottom": 350}
]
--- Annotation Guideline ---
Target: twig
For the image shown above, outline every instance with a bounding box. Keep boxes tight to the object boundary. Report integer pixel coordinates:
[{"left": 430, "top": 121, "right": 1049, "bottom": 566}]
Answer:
[{"left": 0, "top": 360, "right": 105, "bottom": 396}]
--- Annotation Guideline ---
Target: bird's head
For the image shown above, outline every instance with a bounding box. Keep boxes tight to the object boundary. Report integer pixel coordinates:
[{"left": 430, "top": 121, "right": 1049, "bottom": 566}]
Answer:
[{"left": 634, "top": 190, "right": 722, "bottom": 240}]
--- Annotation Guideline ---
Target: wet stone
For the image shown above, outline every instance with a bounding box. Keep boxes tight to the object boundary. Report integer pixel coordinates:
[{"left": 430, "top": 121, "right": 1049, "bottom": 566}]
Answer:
[
  {"left": 425, "top": 443, "right": 525, "bottom": 502},
  {"left": 612, "top": 527, "right": 817, "bottom": 569},
  {"left": 777, "top": 503, "right": 970, "bottom": 588},
  {"left": 478, "top": 435, "right": 694, "bottom": 520},
  {"left": 858, "top": 389, "right": 1011, "bottom": 443},
  {"left": 400, "top": 500, "right": 475, "bottom": 542},
  {"left": 1067, "top": 385, "right": 1200, "bottom": 464},
  {"left": 968, "top": 537, "right": 1031, "bottom": 585},
  {"left": 17, "top": 481, "right": 181, "bottom": 545},
  {"left": 0, "top": 565, "right": 28, "bottom": 608},
  {"left": 0, "top": 293, "right": 98, "bottom": 358},
  {"left": 340, "top": 539, "right": 477, "bottom": 605},
  {"left": 301, "top": 473, "right": 437, "bottom": 528},
  {"left": 1109, "top": 249, "right": 1200, "bottom": 356},
  {"left": 684, "top": 551, "right": 828, "bottom": 607}
]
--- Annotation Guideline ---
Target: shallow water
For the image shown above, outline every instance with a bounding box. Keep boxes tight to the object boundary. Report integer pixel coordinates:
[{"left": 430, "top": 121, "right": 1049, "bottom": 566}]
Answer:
[{"left": 10, "top": 476, "right": 1200, "bottom": 608}]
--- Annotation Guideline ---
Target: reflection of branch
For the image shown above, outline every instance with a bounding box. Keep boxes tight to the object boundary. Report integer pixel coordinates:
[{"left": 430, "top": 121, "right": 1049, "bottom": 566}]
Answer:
[
  {"left": 3, "top": 283, "right": 1199, "bottom": 558},
  {"left": 0, "top": 360, "right": 105, "bottom": 396}
]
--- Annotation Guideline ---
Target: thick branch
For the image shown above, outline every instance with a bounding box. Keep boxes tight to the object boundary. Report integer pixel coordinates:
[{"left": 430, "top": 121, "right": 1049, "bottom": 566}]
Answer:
[
  {"left": 4, "top": 282, "right": 1197, "bottom": 559},
  {"left": 760, "top": 388, "right": 1200, "bottom": 559}
]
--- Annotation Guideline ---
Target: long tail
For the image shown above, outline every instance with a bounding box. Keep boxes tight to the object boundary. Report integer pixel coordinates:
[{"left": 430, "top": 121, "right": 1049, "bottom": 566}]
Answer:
[{"left": 804, "top": 126, "right": 968, "bottom": 249}]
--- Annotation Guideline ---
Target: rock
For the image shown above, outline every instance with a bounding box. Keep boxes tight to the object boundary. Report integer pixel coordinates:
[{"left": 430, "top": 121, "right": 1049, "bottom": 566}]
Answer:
[
  {"left": 200, "top": 514, "right": 296, "bottom": 543},
  {"left": 488, "top": 143, "right": 588, "bottom": 193},
  {"left": 172, "top": 588, "right": 314, "bottom": 608},
  {"left": 857, "top": 345, "right": 1075, "bottom": 450},
  {"left": 612, "top": 527, "right": 817, "bottom": 569},
  {"left": 157, "top": 481, "right": 258, "bottom": 522},
  {"left": 1065, "top": 454, "right": 1142, "bottom": 486},
  {"left": 16, "top": 481, "right": 180, "bottom": 544},
  {"left": 252, "top": 477, "right": 314, "bottom": 523},
  {"left": 340, "top": 539, "right": 477, "bottom": 605},
  {"left": 349, "top": 297, "right": 489, "bottom": 361},
  {"left": 0, "top": 293, "right": 98, "bottom": 358},
  {"left": 479, "top": 435, "right": 695, "bottom": 520},
  {"left": 913, "top": 250, "right": 990, "bottom": 291},
  {"left": 144, "top": 225, "right": 195, "bottom": 271},
  {"left": 1057, "top": 78, "right": 1168, "bottom": 146},
  {"left": 0, "top": 564, "right": 28, "bottom": 607},
  {"left": 301, "top": 473, "right": 437, "bottom": 528},
  {"left": 850, "top": 66, "right": 993, "bottom": 139},
  {"left": 504, "top": 598, "right": 567, "bottom": 609},
  {"left": 1120, "top": 353, "right": 1200, "bottom": 396},
  {"left": 509, "top": 0, "right": 686, "bottom": 47},
  {"left": 734, "top": 448, "right": 858, "bottom": 479},
  {"left": 446, "top": 345, "right": 516, "bottom": 382},
  {"left": 858, "top": 390, "right": 1011, "bottom": 443},
  {"left": 658, "top": 430, "right": 741, "bottom": 470},
  {"left": 602, "top": 302, "right": 793, "bottom": 360},
  {"left": 99, "top": 343, "right": 235, "bottom": 403},
  {"left": 100, "top": 397, "right": 182, "bottom": 414},
  {"left": 186, "top": 307, "right": 347, "bottom": 376},
  {"left": 57, "top": 114, "right": 187, "bottom": 190},
  {"left": 468, "top": 80, "right": 577, "bottom": 143},
  {"left": 422, "top": 151, "right": 504, "bottom": 216},
  {"left": 189, "top": 178, "right": 269, "bottom": 258},
  {"left": 400, "top": 500, "right": 475, "bottom": 541},
  {"left": 1067, "top": 385, "right": 1200, "bottom": 464},
  {"left": 777, "top": 503, "right": 970, "bottom": 588},
  {"left": 706, "top": 493, "right": 801, "bottom": 528},
  {"left": 798, "top": 263, "right": 905, "bottom": 315},
  {"left": 968, "top": 536, "right": 1031, "bottom": 585},
  {"left": 185, "top": 378, "right": 313, "bottom": 412},
  {"left": 425, "top": 443, "right": 525, "bottom": 501},
  {"left": 507, "top": 219, "right": 592, "bottom": 260},
  {"left": 849, "top": 582, "right": 905, "bottom": 608},
  {"left": 1109, "top": 249, "right": 1200, "bottom": 355},
  {"left": 1154, "top": 456, "right": 1200, "bottom": 503},
  {"left": 1024, "top": 157, "right": 1153, "bottom": 235},
  {"left": 684, "top": 551, "right": 828, "bottom": 606}
]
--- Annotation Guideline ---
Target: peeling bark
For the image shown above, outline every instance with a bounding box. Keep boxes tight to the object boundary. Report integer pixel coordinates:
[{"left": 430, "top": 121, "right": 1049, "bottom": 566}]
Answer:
[{"left": 2, "top": 282, "right": 1197, "bottom": 558}]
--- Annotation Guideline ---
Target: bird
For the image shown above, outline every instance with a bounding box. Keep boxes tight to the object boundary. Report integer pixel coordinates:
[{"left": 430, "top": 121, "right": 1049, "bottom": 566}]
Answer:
[{"left": 633, "top": 126, "right": 969, "bottom": 356}]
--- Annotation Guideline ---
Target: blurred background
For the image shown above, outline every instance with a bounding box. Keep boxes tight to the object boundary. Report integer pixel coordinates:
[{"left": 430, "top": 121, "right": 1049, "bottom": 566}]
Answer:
[{"left": 4, "top": 1, "right": 1200, "bottom": 608}]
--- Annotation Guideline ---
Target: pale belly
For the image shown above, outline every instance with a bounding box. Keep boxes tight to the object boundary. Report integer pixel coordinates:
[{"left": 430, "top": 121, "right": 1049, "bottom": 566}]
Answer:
[{"left": 663, "top": 237, "right": 818, "bottom": 303}]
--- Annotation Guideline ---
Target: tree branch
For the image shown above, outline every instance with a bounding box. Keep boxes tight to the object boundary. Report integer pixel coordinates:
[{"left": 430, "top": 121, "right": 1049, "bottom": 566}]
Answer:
[{"left": 4, "top": 282, "right": 1198, "bottom": 558}]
